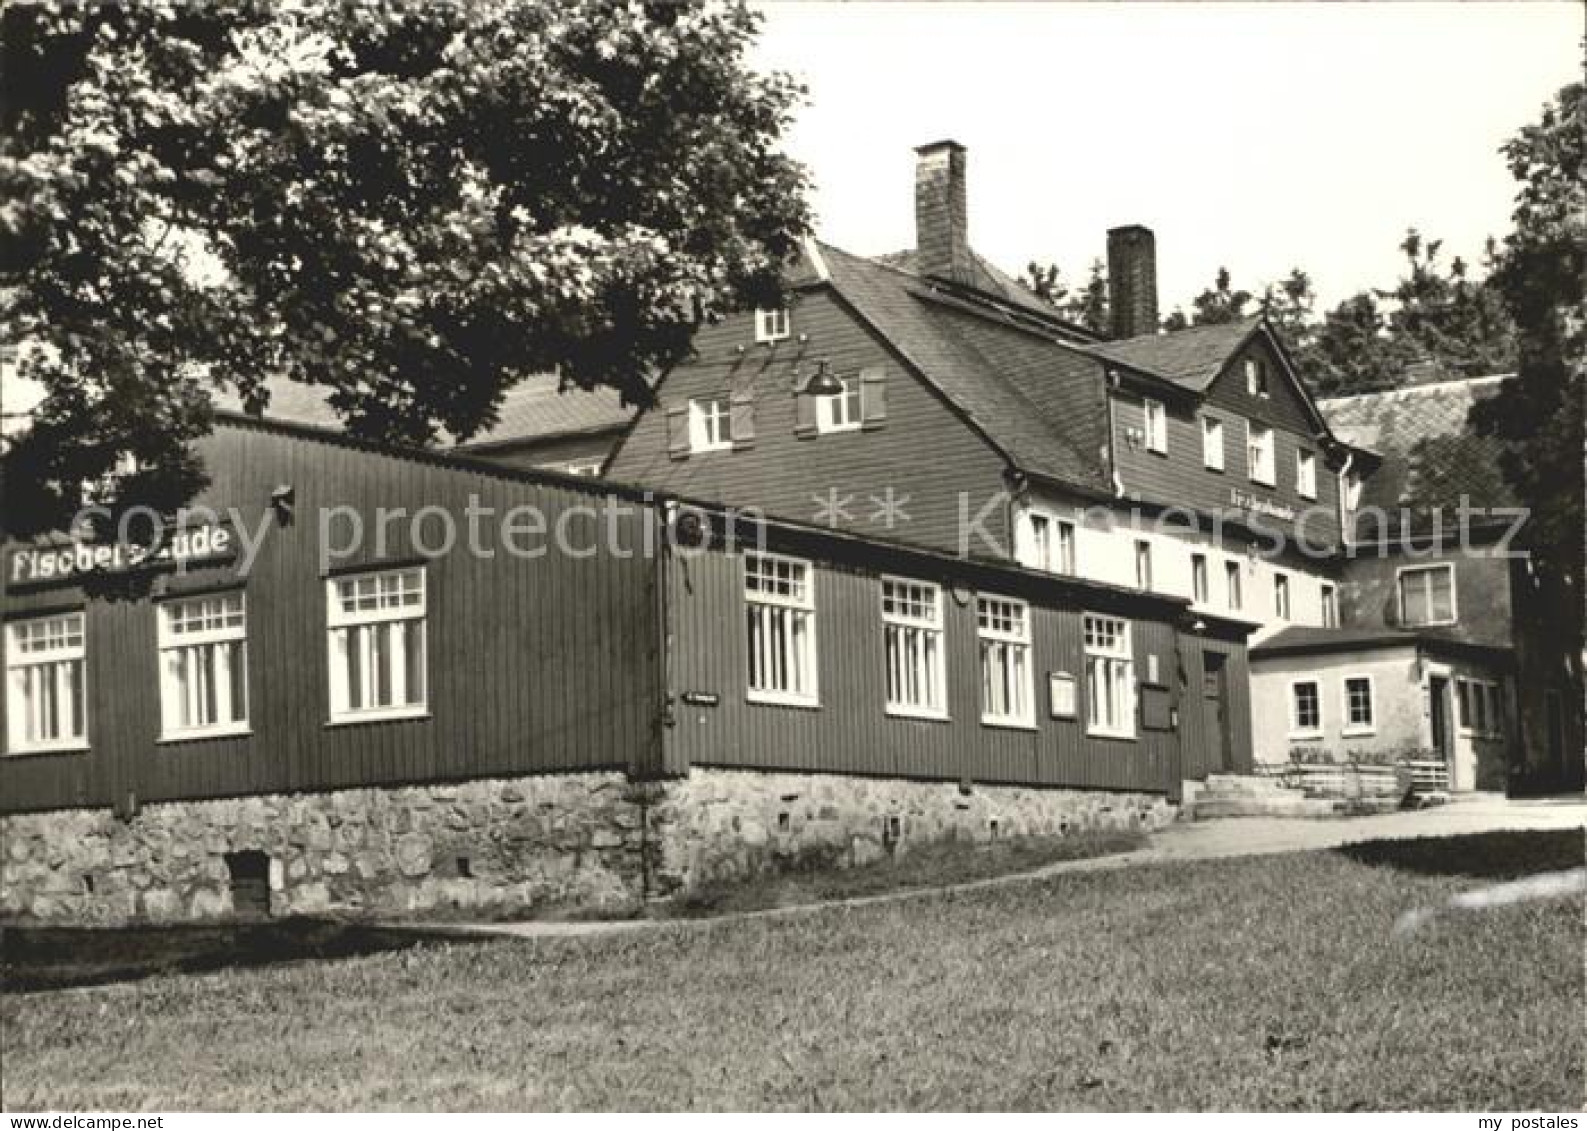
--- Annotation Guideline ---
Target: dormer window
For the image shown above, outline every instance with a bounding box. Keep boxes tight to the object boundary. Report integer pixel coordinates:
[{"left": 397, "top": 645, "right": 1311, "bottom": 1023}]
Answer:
[
  {"left": 754, "top": 307, "right": 790, "bottom": 343},
  {"left": 815, "top": 377, "right": 863, "bottom": 434},
  {"left": 1245, "top": 357, "right": 1270, "bottom": 398},
  {"left": 688, "top": 398, "right": 732, "bottom": 453}
]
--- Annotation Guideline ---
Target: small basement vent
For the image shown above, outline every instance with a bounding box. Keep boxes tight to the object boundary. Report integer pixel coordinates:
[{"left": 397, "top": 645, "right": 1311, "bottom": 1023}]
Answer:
[{"left": 226, "top": 851, "right": 272, "bottom": 919}]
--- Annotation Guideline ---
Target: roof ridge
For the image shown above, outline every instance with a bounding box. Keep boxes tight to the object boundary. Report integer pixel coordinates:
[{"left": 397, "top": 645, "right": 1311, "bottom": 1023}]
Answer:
[{"left": 1318, "top": 372, "right": 1515, "bottom": 405}]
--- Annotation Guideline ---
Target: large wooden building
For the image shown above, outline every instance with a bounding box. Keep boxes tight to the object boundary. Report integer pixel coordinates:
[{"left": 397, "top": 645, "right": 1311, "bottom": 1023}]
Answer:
[{"left": 2, "top": 414, "right": 1240, "bottom": 922}]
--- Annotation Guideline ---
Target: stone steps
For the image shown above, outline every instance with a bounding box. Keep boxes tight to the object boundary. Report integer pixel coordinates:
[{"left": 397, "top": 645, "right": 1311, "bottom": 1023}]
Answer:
[{"left": 1183, "top": 775, "right": 1406, "bottom": 820}]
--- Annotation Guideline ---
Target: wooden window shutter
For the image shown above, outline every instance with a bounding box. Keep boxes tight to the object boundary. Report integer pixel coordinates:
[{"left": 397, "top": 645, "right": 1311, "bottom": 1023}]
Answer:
[
  {"left": 666, "top": 404, "right": 690, "bottom": 460},
  {"left": 730, "top": 391, "right": 755, "bottom": 449},
  {"left": 794, "top": 386, "right": 818, "bottom": 439},
  {"left": 860, "top": 367, "right": 887, "bottom": 430}
]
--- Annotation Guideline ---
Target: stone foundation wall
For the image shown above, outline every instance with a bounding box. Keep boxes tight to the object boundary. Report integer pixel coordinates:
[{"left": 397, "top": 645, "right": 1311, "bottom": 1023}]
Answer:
[
  {"left": 0, "top": 773, "right": 650, "bottom": 924},
  {"left": 1, "top": 769, "right": 1175, "bottom": 924},
  {"left": 650, "top": 769, "right": 1176, "bottom": 891}
]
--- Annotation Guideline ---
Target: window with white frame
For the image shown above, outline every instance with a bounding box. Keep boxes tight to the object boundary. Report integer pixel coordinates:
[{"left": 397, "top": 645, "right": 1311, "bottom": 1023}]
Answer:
[
  {"left": 815, "top": 376, "right": 863, "bottom": 434},
  {"left": 754, "top": 307, "right": 790, "bottom": 343},
  {"left": 563, "top": 458, "right": 603, "bottom": 477},
  {"left": 1290, "top": 680, "right": 1321, "bottom": 737},
  {"left": 1320, "top": 583, "right": 1338, "bottom": 628},
  {"left": 977, "top": 597, "right": 1032, "bottom": 726},
  {"left": 1344, "top": 675, "right": 1375, "bottom": 734},
  {"left": 1457, "top": 678, "right": 1503, "bottom": 738},
  {"left": 326, "top": 567, "right": 427, "bottom": 722},
  {"left": 158, "top": 592, "right": 248, "bottom": 739},
  {"left": 5, "top": 612, "right": 87, "bottom": 754},
  {"left": 1134, "top": 539, "right": 1153, "bottom": 591},
  {"left": 688, "top": 398, "right": 732, "bottom": 453},
  {"left": 1191, "top": 553, "right": 1209, "bottom": 604},
  {"left": 1247, "top": 421, "right": 1275, "bottom": 485},
  {"left": 1296, "top": 449, "right": 1317, "bottom": 500},
  {"left": 1245, "top": 357, "right": 1270, "bottom": 397},
  {"left": 744, "top": 553, "right": 818, "bottom": 706},
  {"left": 1143, "top": 398, "right": 1167, "bottom": 454},
  {"left": 1225, "top": 559, "right": 1243, "bottom": 611},
  {"left": 1274, "top": 573, "right": 1291, "bottom": 621},
  {"left": 1083, "top": 613, "right": 1136, "bottom": 739},
  {"left": 1027, "top": 512, "right": 1076, "bottom": 575},
  {"left": 1399, "top": 564, "right": 1456, "bottom": 626},
  {"left": 1202, "top": 416, "right": 1224, "bottom": 471},
  {"left": 881, "top": 578, "right": 945, "bottom": 718}
]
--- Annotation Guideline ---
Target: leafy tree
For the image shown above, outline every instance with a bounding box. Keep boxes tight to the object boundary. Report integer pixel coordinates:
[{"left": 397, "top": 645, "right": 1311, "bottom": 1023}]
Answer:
[
  {"left": 1018, "top": 257, "right": 1109, "bottom": 335},
  {"left": 1020, "top": 261, "right": 1067, "bottom": 307},
  {"left": 0, "top": 0, "right": 810, "bottom": 536},
  {"left": 1469, "top": 81, "right": 1584, "bottom": 670},
  {"left": 1259, "top": 269, "right": 1315, "bottom": 345},
  {"left": 1293, "top": 291, "right": 1419, "bottom": 398},
  {"left": 1378, "top": 229, "right": 1517, "bottom": 378},
  {"left": 1162, "top": 267, "right": 1252, "bottom": 330}
]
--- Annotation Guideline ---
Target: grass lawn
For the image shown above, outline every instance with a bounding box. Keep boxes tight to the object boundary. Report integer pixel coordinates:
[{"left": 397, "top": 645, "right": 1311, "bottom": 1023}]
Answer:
[
  {"left": 2, "top": 829, "right": 1581, "bottom": 1111},
  {"left": 661, "top": 828, "right": 1144, "bottom": 917}
]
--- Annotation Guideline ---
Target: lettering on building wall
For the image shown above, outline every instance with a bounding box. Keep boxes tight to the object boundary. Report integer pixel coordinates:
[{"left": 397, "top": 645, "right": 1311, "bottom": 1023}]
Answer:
[
  {"left": 1229, "top": 489, "right": 1297, "bottom": 523},
  {"left": 6, "top": 524, "right": 235, "bottom": 587}
]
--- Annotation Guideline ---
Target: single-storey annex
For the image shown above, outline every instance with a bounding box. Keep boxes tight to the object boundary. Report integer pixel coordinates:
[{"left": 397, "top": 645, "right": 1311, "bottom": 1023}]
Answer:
[{"left": 1, "top": 414, "right": 1247, "bottom": 922}]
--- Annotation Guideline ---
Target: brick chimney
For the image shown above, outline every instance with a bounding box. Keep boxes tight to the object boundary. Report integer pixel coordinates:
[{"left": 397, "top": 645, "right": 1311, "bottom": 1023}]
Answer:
[
  {"left": 914, "top": 140, "right": 972, "bottom": 285},
  {"left": 1107, "top": 225, "right": 1159, "bottom": 339}
]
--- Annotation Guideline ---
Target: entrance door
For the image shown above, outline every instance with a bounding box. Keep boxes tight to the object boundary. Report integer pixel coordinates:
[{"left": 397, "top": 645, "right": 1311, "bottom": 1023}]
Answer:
[
  {"left": 1429, "top": 675, "right": 1457, "bottom": 787},
  {"left": 1203, "top": 652, "right": 1233, "bottom": 773}
]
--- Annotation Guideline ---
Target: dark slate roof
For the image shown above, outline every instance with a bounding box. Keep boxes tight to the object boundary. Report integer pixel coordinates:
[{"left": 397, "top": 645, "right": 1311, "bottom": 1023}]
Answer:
[
  {"left": 1319, "top": 374, "right": 1519, "bottom": 522},
  {"left": 1252, "top": 623, "right": 1513, "bottom": 662},
  {"left": 1251, "top": 625, "right": 1423, "bottom": 657},
  {"left": 872, "top": 248, "right": 1067, "bottom": 322},
  {"left": 1081, "top": 315, "right": 1264, "bottom": 390},
  {"left": 459, "top": 373, "right": 634, "bottom": 449},
  {"left": 214, "top": 371, "right": 634, "bottom": 449},
  {"left": 820, "top": 242, "right": 1111, "bottom": 493}
]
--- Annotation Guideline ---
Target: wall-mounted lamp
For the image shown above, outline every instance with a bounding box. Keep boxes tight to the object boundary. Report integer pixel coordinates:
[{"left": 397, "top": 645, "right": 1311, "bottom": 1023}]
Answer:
[
  {"left": 801, "top": 359, "right": 845, "bottom": 397},
  {"left": 270, "top": 484, "right": 295, "bottom": 524}
]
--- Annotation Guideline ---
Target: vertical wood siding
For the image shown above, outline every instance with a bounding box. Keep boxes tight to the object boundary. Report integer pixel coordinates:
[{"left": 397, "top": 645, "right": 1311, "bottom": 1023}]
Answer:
[
  {"left": 606, "top": 289, "right": 1015, "bottom": 554},
  {"left": 1113, "top": 335, "right": 1342, "bottom": 546},
  {"left": 664, "top": 546, "right": 1183, "bottom": 793},
  {"left": 1, "top": 423, "right": 662, "bottom": 813}
]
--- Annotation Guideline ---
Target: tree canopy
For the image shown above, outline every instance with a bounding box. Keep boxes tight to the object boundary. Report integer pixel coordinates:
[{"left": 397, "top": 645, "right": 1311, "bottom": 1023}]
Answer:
[
  {"left": 1, "top": 0, "right": 810, "bottom": 535},
  {"left": 1470, "top": 80, "right": 1584, "bottom": 598}
]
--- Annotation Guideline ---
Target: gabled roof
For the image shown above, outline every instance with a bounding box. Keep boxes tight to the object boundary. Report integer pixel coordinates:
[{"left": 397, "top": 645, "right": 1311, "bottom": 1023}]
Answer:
[
  {"left": 214, "top": 371, "right": 634, "bottom": 449},
  {"left": 1251, "top": 622, "right": 1513, "bottom": 663},
  {"left": 1251, "top": 624, "right": 1423, "bottom": 657},
  {"left": 873, "top": 248, "right": 1075, "bottom": 324},
  {"left": 1319, "top": 374, "right": 1519, "bottom": 522},
  {"left": 818, "top": 242, "right": 1112, "bottom": 494},
  {"left": 1081, "top": 316, "right": 1264, "bottom": 391},
  {"left": 459, "top": 373, "right": 634, "bottom": 449}
]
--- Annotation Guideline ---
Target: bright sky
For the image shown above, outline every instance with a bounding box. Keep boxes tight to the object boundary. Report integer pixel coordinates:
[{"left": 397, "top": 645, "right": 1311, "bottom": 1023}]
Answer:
[{"left": 750, "top": 1, "right": 1581, "bottom": 312}]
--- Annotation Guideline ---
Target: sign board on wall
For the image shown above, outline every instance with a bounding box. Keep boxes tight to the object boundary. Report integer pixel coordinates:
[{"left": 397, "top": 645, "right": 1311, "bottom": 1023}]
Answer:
[
  {"left": 1048, "top": 672, "right": 1077, "bottom": 720},
  {"left": 6, "top": 523, "right": 236, "bottom": 588},
  {"left": 1229, "top": 488, "right": 1297, "bottom": 523}
]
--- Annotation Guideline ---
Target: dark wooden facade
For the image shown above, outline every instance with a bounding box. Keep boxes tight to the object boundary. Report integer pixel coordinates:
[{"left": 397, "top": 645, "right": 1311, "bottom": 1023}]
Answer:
[
  {"left": 2, "top": 417, "right": 1253, "bottom": 816},
  {"left": 1111, "top": 334, "right": 1344, "bottom": 547},
  {"left": 662, "top": 526, "right": 1210, "bottom": 795},
  {"left": 1, "top": 419, "right": 663, "bottom": 814},
  {"left": 606, "top": 289, "right": 1017, "bottom": 554}
]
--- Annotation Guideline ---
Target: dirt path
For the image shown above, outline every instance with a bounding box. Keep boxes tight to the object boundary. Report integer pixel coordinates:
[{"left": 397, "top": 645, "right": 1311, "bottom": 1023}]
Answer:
[{"left": 429, "top": 794, "right": 1586, "bottom": 942}]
